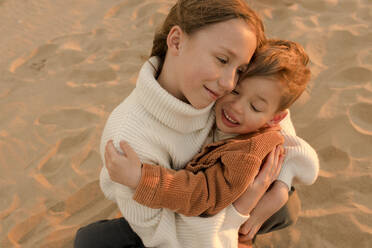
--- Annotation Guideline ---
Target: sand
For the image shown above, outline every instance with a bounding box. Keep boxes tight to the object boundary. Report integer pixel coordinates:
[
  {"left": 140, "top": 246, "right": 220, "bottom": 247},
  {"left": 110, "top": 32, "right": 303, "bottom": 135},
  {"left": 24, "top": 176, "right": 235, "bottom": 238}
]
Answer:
[{"left": 0, "top": 0, "right": 371, "bottom": 247}]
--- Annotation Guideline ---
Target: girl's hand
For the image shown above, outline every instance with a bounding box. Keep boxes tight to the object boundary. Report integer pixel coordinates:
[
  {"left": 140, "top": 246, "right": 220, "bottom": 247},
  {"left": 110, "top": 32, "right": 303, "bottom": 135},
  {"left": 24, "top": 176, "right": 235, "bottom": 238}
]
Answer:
[
  {"left": 105, "top": 140, "right": 142, "bottom": 188},
  {"left": 252, "top": 144, "right": 285, "bottom": 190}
]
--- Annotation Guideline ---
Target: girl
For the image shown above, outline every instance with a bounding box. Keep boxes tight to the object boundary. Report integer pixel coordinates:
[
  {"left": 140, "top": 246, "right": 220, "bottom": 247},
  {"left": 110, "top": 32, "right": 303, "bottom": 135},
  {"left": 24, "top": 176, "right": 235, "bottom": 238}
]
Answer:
[{"left": 75, "top": 1, "right": 313, "bottom": 247}]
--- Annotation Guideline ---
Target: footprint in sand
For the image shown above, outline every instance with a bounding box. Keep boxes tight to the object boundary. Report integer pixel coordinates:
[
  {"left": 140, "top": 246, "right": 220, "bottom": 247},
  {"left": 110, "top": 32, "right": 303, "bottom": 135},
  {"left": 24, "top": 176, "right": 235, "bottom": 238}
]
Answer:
[
  {"left": 348, "top": 102, "right": 372, "bottom": 135},
  {"left": 10, "top": 36, "right": 90, "bottom": 78},
  {"left": 6, "top": 212, "right": 45, "bottom": 246},
  {"left": 37, "top": 128, "right": 94, "bottom": 187},
  {"left": 21, "top": 30, "right": 120, "bottom": 86},
  {"left": 39, "top": 155, "right": 70, "bottom": 182},
  {"left": 0, "top": 185, "right": 18, "bottom": 220},
  {"left": 338, "top": 67, "right": 371, "bottom": 83},
  {"left": 47, "top": 180, "right": 117, "bottom": 230},
  {"left": 10, "top": 44, "right": 57, "bottom": 74},
  {"left": 38, "top": 109, "right": 100, "bottom": 130},
  {"left": 132, "top": 1, "right": 168, "bottom": 22},
  {"left": 329, "top": 66, "right": 371, "bottom": 88},
  {"left": 78, "top": 150, "right": 101, "bottom": 174},
  {"left": 299, "top": 0, "right": 331, "bottom": 12},
  {"left": 318, "top": 146, "right": 350, "bottom": 173},
  {"left": 325, "top": 30, "right": 360, "bottom": 65},
  {"left": 360, "top": 48, "right": 372, "bottom": 65},
  {"left": 25, "top": 182, "right": 117, "bottom": 248},
  {"left": 45, "top": 49, "right": 86, "bottom": 70},
  {"left": 68, "top": 64, "right": 117, "bottom": 85},
  {"left": 105, "top": 0, "right": 169, "bottom": 21}
]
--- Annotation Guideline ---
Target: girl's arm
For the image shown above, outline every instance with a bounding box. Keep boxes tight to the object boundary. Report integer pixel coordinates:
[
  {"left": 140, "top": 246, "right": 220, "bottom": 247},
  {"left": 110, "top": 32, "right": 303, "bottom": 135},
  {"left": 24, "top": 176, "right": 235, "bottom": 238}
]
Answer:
[{"left": 278, "top": 111, "right": 319, "bottom": 190}]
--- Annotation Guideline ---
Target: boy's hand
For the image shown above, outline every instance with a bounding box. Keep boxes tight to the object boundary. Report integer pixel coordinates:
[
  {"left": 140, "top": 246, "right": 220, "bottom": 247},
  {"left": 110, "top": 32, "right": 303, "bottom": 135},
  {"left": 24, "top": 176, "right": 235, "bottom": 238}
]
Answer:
[{"left": 105, "top": 140, "right": 142, "bottom": 189}]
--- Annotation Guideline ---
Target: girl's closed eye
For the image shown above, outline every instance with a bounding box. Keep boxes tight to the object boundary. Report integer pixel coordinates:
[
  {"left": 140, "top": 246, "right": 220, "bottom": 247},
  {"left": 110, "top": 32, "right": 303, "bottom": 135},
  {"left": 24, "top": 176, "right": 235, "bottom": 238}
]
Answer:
[
  {"left": 216, "top": 56, "right": 228, "bottom": 64},
  {"left": 231, "top": 89, "right": 239, "bottom": 95}
]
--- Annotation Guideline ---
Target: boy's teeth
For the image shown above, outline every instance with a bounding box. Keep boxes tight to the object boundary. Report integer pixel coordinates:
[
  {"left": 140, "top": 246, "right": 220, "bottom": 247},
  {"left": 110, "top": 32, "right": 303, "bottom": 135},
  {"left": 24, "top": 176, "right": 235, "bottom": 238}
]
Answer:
[{"left": 223, "top": 109, "right": 238, "bottom": 124}]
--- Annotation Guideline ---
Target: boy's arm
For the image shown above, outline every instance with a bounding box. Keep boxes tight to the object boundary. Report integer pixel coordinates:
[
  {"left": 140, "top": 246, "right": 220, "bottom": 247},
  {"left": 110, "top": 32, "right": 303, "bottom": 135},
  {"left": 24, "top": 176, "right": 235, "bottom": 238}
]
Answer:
[
  {"left": 238, "top": 181, "right": 289, "bottom": 240},
  {"left": 134, "top": 132, "right": 284, "bottom": 216},
  {"left": 106, "top": 132, "right": 284, "bottom": 216},
  {"left": 134, "top": 152, "right": 262, "bottom": 216}
]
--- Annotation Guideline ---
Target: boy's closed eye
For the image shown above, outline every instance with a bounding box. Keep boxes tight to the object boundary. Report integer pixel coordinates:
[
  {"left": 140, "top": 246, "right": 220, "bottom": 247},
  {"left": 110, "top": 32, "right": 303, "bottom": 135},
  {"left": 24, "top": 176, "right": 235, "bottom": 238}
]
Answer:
[{"left": 250, "top": 103, "right": 261, "bottom": 112}]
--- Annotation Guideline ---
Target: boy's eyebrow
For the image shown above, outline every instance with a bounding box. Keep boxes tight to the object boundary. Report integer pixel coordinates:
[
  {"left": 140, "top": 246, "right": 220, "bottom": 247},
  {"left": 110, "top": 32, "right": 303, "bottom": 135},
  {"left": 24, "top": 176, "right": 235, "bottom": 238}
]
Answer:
[
  {"left": 256, "top": 95, "right": 268, "bottom": 104},
  {"left": 219, "top": 46, "right": 237, "bottom": 57}
]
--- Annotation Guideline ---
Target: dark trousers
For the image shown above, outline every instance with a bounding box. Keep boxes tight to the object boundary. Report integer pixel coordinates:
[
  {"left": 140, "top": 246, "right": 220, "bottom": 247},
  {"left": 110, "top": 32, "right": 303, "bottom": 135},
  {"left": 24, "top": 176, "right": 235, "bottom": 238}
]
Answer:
[
  {"left": 257, "top": 187, "right": 300, "bottom": 235},
  {"left": 74, "top": 187, "right": 300, "bottom": 248},
  {"left": 74, "top": 217, "right": 146, "bottom": 248}
]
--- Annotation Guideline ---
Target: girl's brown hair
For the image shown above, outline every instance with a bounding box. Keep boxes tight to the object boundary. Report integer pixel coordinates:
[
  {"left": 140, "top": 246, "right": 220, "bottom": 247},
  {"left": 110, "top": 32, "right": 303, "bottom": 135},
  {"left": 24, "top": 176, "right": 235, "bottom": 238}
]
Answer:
[
  {"left": 151, "top": 0, "right": 266, "bottom": 72},
  {"left": 243, "top": 39, "right": 311, "bottom": 111}
]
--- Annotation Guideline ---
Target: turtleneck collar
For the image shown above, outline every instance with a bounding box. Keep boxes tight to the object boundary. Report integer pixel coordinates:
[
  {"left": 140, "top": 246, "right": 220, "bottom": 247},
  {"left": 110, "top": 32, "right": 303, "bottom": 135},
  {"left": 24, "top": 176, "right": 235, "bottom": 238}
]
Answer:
[{"left": 134, "top": 57, "right": 215, "bottom": 134}]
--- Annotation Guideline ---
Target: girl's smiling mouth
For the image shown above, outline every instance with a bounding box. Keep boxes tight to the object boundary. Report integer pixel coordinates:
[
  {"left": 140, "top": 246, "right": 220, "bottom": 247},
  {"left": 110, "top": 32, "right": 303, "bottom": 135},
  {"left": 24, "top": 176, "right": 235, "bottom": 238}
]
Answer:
[{"left": 204, "top": 86, "right": 220, "bottom": 100}]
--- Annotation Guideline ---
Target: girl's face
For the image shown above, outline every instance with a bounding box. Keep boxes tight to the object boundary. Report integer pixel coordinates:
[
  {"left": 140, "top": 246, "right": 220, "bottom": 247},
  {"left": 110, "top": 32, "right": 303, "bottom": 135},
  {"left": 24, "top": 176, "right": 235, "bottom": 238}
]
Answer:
[
  {"left": 215, "top": 76, "right": 283, "bottom": 134},
  {"left": 172, "top": 18, "right": 257, "bottom": 109}
]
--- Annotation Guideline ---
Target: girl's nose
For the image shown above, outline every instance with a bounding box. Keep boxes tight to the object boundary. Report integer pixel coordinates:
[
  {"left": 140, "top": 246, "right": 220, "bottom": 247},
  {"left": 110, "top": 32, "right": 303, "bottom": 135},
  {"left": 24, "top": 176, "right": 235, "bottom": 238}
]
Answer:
[{"left": 218, "top": 69, "right": 237, "bottom": 93}]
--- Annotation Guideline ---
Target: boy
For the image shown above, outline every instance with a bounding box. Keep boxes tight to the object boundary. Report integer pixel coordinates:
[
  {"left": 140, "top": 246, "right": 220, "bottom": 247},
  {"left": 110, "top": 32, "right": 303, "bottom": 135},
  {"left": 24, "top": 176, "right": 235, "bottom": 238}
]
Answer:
[{"left": 105, "top": 39, "right": 319, "bottom": 245}]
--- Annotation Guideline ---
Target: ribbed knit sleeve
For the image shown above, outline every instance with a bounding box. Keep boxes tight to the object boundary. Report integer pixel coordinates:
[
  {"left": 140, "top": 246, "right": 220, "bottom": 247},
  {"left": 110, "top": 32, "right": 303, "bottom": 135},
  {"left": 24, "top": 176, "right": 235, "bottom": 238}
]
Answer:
[
  {"left": 278, "top": 134, "right": 319, "bottom": 189},
  {"left": 134, "top": 153, "right": 261, "bottom": 216},
  {"left": 279, "top": 111, "right": 319, "bottom": 190},
  {"left": 133, "top": 130, "right": 284, "bottom": 217}
]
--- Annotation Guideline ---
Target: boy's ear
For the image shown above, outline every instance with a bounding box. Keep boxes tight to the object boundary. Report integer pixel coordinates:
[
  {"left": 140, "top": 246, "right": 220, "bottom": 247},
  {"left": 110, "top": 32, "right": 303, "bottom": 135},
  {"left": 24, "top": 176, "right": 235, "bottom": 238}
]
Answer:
[
  {"left": 166, "top": 25, "right": 184, "bottom": 56},
  {"left": 267, "top": 109, "right": 288, "bottom": 127}
]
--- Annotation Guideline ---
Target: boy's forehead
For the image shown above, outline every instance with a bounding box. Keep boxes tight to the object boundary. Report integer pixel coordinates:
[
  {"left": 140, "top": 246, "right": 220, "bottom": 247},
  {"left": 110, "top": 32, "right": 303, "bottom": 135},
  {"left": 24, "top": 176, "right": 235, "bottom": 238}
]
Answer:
[
  {"left": 238, "top": 76, "right": 281, "bottom": 90},
  {"left": 237, "top": 77, "right": 283, "bottom": 103}
]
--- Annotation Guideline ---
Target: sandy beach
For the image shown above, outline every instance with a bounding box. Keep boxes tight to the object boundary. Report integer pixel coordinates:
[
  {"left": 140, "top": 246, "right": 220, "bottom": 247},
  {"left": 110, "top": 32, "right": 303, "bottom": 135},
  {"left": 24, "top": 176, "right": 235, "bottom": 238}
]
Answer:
[{"left": 0, "top": 0, "right": 371, "bottom": 247}]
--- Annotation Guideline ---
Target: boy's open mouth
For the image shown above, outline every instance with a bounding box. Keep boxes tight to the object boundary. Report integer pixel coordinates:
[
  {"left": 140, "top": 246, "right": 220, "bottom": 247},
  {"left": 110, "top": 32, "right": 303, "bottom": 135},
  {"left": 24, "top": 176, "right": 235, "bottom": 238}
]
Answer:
[{"left": 222, "top": 109, "right": 239, "bottom": 126}]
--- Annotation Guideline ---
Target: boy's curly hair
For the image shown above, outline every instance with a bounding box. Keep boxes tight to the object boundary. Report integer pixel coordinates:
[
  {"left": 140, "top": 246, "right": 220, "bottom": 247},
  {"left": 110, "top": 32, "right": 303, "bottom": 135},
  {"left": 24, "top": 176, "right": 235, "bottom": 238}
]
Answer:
[{"left": 243, "top": 39, "right": 311, "bottom": 111}]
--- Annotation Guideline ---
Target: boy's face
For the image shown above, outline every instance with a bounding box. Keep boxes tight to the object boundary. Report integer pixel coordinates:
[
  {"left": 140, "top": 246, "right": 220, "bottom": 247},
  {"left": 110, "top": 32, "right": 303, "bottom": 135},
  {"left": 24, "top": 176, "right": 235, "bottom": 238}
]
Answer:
[{"left": 215, "top": 76, "right": 283, "bottom": 134}]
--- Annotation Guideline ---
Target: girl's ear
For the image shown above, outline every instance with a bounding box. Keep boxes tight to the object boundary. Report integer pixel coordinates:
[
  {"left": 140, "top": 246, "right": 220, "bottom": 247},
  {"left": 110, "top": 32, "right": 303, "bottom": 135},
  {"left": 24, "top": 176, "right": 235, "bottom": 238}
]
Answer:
[
  {"left": 166, "top": 25, "right": 184, "bottom": 56},
  {"left": 267, "top": 109, "right": 288, "bottom": 127}
]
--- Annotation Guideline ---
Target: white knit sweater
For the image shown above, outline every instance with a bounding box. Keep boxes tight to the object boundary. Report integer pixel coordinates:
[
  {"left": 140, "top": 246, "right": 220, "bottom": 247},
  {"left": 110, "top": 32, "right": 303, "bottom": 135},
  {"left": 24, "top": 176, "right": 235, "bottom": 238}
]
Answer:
[{"left": 100, "top": 57, "right": 319, "bottom": 248}]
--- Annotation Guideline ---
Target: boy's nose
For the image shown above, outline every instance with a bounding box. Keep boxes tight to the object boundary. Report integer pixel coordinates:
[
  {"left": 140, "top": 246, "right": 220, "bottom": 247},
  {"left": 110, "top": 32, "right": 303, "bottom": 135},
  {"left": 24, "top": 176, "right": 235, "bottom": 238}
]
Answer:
[{"left": 230, "top": 99, "right": 244, "bottom": 114}]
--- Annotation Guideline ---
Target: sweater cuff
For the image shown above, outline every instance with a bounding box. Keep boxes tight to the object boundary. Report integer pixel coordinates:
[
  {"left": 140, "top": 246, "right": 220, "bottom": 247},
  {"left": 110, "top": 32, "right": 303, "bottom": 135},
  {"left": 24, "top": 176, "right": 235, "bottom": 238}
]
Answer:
[
  {"left": 277, "top": 161, "right": 295, "bottom": 191},
  {"left": 133, "top": 163, "right": 161, "bottom": 206},
  {"left": 226, "top": 205, "right": 250, "bottom": 227}
]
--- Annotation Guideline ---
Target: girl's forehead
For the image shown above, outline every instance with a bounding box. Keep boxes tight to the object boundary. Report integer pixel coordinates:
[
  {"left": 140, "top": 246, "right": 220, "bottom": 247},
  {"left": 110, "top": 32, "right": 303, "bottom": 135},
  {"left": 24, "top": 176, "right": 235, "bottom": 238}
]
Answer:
[
  {"left": 193, "top": 19, "right": 254, "bottom": 40},
  {"left": 190, "top": 19, "right": 256, "bottom": 62}
]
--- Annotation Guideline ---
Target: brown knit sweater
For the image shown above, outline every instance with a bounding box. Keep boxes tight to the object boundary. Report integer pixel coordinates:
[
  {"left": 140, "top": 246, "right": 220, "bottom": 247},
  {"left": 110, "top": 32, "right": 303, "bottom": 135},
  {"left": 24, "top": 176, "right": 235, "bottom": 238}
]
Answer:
[{"left": 133, "top": 126, "right": 284, "bottom": 217}]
